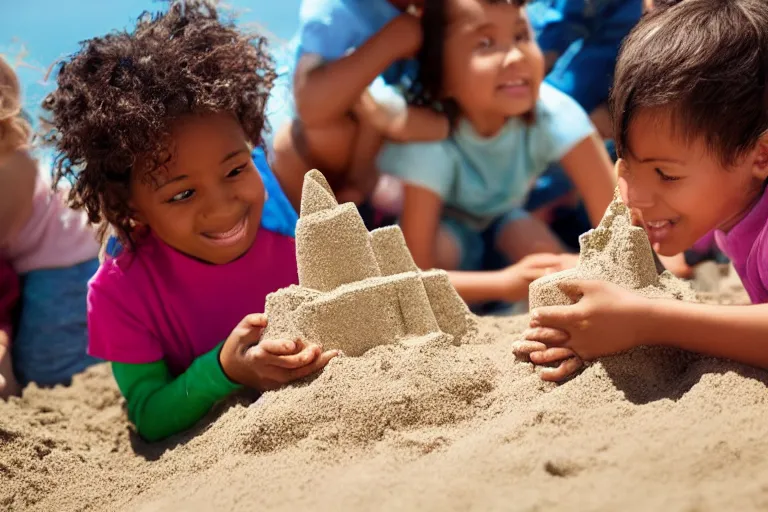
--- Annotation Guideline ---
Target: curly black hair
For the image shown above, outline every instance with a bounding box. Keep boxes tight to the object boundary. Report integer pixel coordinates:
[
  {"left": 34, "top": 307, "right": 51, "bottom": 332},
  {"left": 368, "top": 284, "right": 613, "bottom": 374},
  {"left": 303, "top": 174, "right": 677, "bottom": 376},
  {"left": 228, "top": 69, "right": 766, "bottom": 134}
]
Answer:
[{"left": 43, "top": 0, "right": 276, "bottom": 248}]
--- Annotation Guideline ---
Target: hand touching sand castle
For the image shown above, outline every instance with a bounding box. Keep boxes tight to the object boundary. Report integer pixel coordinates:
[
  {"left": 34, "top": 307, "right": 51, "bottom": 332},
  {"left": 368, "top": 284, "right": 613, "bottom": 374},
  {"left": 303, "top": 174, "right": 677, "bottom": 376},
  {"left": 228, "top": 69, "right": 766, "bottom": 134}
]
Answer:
[
  {"left": 219, "top": 314, "right": 339, "bottom": 391},
  {"left": 515, "top": 189, "right": 696, "bottom": 381}
]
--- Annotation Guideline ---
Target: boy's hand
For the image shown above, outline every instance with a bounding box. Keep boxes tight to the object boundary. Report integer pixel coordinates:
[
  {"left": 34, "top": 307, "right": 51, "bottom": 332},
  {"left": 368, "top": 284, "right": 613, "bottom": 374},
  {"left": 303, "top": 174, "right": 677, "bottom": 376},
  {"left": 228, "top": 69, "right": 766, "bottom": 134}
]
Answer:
[
  {"left": 523, "top": 280, "right": 649, "bottom": 362},
  {"left": 512, "top": 339, "right": 584, "bottom": 382},
  {"left": 219, "top": 314, "right": 339, "bottom": 392},
  {"left": 385, "top": 13, "right": 423, "bottom": 59},
  {"left": 501, "top": 253, "right": 578, "bottom": 302}
]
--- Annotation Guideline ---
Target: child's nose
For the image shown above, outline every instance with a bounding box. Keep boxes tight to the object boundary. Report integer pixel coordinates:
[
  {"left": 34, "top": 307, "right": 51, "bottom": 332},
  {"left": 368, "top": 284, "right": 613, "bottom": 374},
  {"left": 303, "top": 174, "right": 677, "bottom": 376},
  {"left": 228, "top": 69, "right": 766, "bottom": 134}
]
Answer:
[
  {"left": 502, "top": 45, "right": 526, "bottom": 68},
  {"left": 620, "top": 174, "right": 655, "bottom": 210}
]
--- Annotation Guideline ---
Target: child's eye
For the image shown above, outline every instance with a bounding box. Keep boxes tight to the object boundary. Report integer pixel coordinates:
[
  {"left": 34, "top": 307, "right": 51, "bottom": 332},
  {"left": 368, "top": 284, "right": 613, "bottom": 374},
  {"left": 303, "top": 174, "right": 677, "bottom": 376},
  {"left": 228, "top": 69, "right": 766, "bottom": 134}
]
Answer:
[
  {"left": 655, "top": 168, "right": 681, "bottom": 182},
  {"left": 168, "top": 189, "right": 195, "bottom": 203},
  {"left": 477, "top": 36, "right": 494, "bottom": 49},
  {"left": 514, "top": 30, "right": 531, "bottom": 43},
  {"left": 227, "top": 165, "right": 246, "bottom": 178}
]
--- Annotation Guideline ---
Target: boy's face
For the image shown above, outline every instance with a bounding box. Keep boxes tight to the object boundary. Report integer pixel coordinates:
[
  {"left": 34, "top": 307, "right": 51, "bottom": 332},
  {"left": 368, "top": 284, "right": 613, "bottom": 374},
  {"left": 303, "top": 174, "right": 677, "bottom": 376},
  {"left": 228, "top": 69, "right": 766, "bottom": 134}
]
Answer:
[
  {"left": 619, "top": 110, "right": 767, "bottom": 256},
  {"left": 130, "top": 113, "right": 265, "bottom": 265},
  {"left": 442, "top": 0, "right": 544, "bottom": 131}
]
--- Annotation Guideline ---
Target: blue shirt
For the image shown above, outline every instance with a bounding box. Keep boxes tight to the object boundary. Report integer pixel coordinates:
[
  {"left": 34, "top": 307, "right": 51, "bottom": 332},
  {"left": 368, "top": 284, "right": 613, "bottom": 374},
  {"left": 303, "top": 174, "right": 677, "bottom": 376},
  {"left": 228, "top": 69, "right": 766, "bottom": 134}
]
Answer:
[
  {"left": 292, "top": 0, "right": 416, "bottom": 108},
  {"left": 377, "top": 83, "right": 594, "bottom": 220}
]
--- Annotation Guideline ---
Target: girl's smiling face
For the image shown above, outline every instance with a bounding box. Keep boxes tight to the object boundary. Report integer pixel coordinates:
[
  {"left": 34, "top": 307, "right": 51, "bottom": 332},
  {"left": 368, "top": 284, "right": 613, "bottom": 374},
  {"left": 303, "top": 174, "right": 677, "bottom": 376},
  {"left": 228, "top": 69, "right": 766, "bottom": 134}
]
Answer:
[
  {"left": 130, "top": 113, "right": 265, "bottom": 265},
  {"left": 442, "top": 0, "right": 544, "bottom": 135},
  {"left": 619, "top": 110, "right": 768, "bottom": 256}
]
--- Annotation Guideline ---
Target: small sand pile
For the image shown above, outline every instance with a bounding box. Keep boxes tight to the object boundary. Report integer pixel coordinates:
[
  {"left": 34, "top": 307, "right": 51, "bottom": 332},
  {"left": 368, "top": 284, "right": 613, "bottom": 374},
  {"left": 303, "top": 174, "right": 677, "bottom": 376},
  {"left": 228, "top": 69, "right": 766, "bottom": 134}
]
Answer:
[
  {"left": 262, "top": 170, "right": 472, "bottom": 356},
  {"left": 530, "top": 189, "right": 697, "bottom": 308}
]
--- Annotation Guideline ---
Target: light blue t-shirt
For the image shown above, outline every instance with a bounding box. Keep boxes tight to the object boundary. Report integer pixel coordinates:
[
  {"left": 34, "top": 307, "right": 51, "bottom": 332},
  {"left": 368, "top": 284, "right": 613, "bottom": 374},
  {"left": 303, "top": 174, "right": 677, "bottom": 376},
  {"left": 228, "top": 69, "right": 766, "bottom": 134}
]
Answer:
[{"left": 377, "top": 83, "right": 595, "bottom": 220}]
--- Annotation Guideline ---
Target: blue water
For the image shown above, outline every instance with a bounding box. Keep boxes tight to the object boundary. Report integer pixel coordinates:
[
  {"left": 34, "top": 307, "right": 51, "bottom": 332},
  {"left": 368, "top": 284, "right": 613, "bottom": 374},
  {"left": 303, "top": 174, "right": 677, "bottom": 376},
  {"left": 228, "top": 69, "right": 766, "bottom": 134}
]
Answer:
[{"left": 1, "top": 0, "right": 301, "bottom": 150}]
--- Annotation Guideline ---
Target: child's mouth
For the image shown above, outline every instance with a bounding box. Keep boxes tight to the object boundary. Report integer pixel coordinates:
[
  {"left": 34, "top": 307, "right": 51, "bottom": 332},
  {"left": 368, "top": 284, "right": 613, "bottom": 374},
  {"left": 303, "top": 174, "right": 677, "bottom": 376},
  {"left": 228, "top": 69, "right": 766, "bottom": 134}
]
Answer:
[
  {"left": 202, "top": 213, "right": 249, "bottom": 247},
  {"left": 497, "top": 78, "right": 530, "bottom": 97},
  {"left": 644, "top": 218, "right": 678, "bottom": 250}
]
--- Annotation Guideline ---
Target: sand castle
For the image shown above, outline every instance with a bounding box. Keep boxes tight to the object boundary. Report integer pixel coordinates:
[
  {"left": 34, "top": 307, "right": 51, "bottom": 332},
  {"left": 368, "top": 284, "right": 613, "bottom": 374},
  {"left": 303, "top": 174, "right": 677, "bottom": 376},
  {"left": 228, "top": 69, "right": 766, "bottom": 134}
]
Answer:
[
  {"left": 262, "top": 170, "right": 472, "bottom": 356},
  {"left": 529, "top": 189, "right": 697, "bottom": 308}
]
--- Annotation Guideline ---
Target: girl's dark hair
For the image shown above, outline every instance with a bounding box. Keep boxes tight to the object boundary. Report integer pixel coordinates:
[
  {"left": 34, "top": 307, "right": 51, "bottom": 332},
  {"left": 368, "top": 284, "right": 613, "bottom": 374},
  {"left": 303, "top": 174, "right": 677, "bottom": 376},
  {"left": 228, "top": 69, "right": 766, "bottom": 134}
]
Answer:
[
  {"left": 611, "top": 0, "right": 768, "bottom": 166},
  {"left": 408, "top": 0, "right": 528, "bottom": 124},
  {"left": 43, "top": 0, "right": 276, "bottom": 247}
]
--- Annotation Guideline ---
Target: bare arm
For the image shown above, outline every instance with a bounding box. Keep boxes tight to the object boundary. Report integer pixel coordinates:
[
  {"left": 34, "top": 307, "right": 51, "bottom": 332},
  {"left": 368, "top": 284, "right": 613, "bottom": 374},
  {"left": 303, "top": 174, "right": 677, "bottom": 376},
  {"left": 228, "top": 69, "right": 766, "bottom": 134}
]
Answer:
[
  {"left": 559, "top": 133, "right": 616, "bottom": 227},
  {"left": 294, "top": 14, "right": 421, "bottom": 127},
  {"left": 355, "top": 91, "right": 449, "bottom": 142},
  {"left": 0, "top": 149, "right": 37, "bottom": 244},
  {"left": 644, "top": 301, "right": 768, "bottom": 369},
  {"left": 400, "top": 184, "right": 443, "bottom": 270}
]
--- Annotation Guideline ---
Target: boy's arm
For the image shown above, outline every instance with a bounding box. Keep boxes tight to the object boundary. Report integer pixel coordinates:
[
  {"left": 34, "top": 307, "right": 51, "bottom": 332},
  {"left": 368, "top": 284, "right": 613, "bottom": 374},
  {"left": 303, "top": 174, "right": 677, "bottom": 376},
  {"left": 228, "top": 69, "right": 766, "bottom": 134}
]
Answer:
[
  {"left": 645, "top": 301, "right": 768, "bottom": 369},
  {"left": 112, "top": 341, "right": 241, "bottom": 442},
  {"left": 559, "top": 133, "right": 616, "bottom": 227},
  {"left": 294, "top": 14, "right": 421, "bottom": 127}
]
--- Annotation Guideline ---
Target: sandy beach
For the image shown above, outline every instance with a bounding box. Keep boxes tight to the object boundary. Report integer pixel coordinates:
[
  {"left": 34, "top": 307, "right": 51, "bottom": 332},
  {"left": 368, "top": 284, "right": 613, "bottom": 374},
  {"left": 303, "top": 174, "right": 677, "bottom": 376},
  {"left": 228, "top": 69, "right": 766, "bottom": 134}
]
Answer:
[{"left": 2, "top": 262, "right": 766, "bottom": 512}]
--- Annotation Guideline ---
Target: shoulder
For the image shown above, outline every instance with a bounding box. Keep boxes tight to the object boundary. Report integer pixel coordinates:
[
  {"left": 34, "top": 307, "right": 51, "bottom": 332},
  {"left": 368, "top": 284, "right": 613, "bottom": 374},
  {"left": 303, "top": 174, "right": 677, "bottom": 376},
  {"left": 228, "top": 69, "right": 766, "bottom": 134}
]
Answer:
[
  {"left": 378, "top": 140, "right": 456, "bottom": 198},
  {"left": 530, "top": 83, "right": 595, "bottom": 161}
]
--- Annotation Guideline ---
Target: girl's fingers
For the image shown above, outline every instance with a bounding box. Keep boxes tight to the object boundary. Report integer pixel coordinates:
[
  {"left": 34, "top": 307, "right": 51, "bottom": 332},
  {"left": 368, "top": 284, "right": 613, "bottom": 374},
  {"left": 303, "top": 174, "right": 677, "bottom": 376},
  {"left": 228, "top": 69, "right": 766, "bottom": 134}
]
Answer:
[
  {"left": 268, "top": 344, "right": 322, "bottom": 369},
  {"left": 241, "top": 313, "right": 268, "bottom": 329},
  {"left": 285, "top": 349, "right": 340, "bottom": 381},
  {"left": 257, "top": 337, "right": 301, "bottom": 356}
]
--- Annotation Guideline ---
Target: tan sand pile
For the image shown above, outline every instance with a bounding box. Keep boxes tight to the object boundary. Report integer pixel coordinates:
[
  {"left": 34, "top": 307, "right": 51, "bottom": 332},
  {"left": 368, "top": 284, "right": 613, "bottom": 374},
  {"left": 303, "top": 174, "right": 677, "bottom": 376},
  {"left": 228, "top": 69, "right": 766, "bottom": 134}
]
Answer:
[
  {"left": 263, "top": 170, "right": 472, "bottom": 356},
  {"left": 530, "top": 188, "right": 697, "bottom": 308},
  {"left": 2, "top": 184, "right": 768, "bottom": 511}
]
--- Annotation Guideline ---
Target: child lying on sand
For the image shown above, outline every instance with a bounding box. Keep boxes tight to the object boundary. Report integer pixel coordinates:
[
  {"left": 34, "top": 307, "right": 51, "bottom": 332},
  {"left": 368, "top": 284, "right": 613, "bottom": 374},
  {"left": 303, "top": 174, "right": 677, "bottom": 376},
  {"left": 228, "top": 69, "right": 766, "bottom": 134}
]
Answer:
[
  {"left": 518, "top": 0, "right": 768, "bottom": 380},
  {"left": 43, "top": 0, "right": 337, "bottom": 441},
  {"left": 0, "top": 56, "right": 100, "bottom": 393}
]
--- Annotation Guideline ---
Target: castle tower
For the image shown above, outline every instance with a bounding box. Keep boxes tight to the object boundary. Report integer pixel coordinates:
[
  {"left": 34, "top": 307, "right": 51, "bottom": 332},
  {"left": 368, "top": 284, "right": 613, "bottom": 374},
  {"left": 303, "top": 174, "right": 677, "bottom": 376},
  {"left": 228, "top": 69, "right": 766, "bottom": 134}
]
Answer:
[{"left": 296, "top": 171, "right": 382, "bottom": 292}]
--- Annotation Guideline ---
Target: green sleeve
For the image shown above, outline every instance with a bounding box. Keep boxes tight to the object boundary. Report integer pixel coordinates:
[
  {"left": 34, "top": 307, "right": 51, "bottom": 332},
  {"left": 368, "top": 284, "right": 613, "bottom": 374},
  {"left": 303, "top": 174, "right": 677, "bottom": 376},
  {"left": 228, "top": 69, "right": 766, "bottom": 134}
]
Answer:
[{"left": 111, "top": 341, "right": 242, "bottom": 442}]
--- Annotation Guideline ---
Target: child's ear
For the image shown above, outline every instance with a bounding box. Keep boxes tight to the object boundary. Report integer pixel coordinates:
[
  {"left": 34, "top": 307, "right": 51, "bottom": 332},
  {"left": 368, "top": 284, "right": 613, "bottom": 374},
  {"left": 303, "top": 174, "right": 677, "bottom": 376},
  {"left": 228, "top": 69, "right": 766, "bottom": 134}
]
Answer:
[{"left": 751, "top": 133, "right": 768, "bottom": 181}]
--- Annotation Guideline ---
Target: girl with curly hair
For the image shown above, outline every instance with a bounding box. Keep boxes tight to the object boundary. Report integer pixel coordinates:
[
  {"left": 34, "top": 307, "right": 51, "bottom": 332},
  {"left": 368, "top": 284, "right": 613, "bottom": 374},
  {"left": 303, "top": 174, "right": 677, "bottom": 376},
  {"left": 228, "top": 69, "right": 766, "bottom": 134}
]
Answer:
[
  {"left": 44, "top": 1, "right": 337, "bottom": 441},
  {"left": 0, "top": 56, "right": 100, "bottom": 398}
]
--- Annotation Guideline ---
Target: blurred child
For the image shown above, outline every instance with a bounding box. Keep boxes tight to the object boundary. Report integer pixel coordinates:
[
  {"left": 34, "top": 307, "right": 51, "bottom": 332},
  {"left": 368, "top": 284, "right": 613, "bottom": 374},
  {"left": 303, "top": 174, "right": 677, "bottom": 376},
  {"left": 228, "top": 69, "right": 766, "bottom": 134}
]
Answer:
[
  {"left": 0, "top": 56, "right": 100, "bottom": 391},
  {"left": 43, "top": 1, "right": 337, "bottom": 441},
  {"left": 0, "top": 260, "right": 20, "bottom": 398},
  {"left": 526, "top": 0, "right": 643, "bottom": 139},
  {"left": 378, "top": 0, "right": 616, "bottom": 305},
  {"left": 518, "top": 0, "right": 768, "bottom": 380},
  {"left": 271, "top": 0, "right": 450, "bottom": 213}
]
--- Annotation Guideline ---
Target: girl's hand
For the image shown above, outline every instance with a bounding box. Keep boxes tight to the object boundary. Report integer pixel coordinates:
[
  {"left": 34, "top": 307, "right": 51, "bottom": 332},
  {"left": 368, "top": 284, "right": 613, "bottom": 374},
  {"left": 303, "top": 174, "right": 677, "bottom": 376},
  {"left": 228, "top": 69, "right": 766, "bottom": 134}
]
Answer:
[
  {"left": 501, "top": 253, "right": 578, "bottom": 302},
  {"left": 219, "top": 314, "right": 339, "bottom": 392},
  {"left": 523, "top": 280, "right": 649, "bottom": 361}
]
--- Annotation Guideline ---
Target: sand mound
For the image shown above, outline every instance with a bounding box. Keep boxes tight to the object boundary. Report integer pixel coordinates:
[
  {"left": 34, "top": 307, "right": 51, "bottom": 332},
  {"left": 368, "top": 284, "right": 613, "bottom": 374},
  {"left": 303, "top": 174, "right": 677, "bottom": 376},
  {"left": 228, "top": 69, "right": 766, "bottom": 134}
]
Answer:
[
  {"left": 3, "top": 182, "right": 768, "bottom": 510},
  {"left": 263, "top": 170, "right": 472, "bottom": 356},
  {"left": 530, "top": 189, "right": 697, "bottom": 308}
]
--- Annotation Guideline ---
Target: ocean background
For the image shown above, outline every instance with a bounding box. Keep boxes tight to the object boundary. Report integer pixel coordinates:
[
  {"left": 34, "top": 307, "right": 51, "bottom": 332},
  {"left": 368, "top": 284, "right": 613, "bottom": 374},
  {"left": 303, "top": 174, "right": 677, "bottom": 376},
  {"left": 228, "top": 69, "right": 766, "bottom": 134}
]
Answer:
[{"left": 0, "top": 0, "right": 301, "bottom": 167}]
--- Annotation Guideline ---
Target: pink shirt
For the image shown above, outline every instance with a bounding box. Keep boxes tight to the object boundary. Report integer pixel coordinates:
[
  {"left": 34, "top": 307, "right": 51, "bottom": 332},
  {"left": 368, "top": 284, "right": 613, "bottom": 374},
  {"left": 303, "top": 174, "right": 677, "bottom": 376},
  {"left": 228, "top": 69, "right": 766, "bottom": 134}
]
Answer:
[
  {"left": 0, "top": 260, "right": 19, "bottom": 342},
  {"left": 715, "top": 187, "right": 768, "bottom": 304},
  {"left": 1, "top": 172, "right": 98, "bottom": 274},
  {"left": 87, "top": 229, "right": 299, "bottom": 376}
]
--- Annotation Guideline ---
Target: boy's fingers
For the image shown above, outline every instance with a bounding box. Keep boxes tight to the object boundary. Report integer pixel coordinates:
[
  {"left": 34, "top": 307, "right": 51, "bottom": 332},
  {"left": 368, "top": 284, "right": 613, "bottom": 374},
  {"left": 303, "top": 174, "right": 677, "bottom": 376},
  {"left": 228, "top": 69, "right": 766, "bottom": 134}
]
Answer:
[
  {"left": 539, "top": 357, "right": 584, "bottom": 382},
  {"left": 522, "top": 327, "right": 570, "bottom": 346},
  {"left": 529, "top": 347, "right": 575, "bottom": 364},
  {"left": 530, "top": 305, "right": 584, "bottom": 330},
  {"left": 511, "top": 340, "right": 547, "bottom": 359}
]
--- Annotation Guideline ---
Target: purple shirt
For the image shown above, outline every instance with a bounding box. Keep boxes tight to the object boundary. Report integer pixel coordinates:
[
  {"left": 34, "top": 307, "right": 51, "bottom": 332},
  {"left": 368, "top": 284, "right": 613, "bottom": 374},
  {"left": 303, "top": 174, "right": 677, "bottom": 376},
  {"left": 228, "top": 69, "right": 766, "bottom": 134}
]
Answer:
[
  {"left": 715, "top": 187, "right": 768, "bottom": 304},
  {"left": 0, "top": 259, "right": 19, "bottom": 342},
  {"left": 87, "top": 229, "right": 299, "bottom": 376}
]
